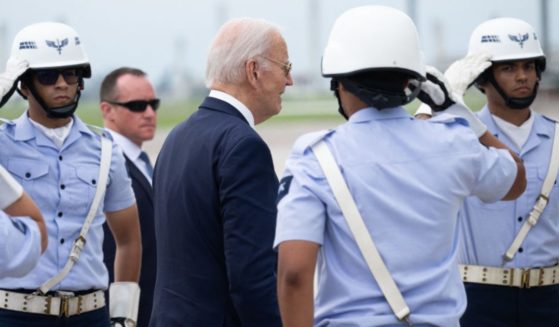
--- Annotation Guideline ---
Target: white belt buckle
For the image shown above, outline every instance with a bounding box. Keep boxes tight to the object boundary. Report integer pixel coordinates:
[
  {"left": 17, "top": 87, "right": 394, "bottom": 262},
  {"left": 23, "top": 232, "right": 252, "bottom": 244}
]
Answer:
[
  {"left": 54, "top": 291, "right": 74, "bottom": 317},
  {"left": 521, "top": 268, "right": 531, "bottom": 288}
]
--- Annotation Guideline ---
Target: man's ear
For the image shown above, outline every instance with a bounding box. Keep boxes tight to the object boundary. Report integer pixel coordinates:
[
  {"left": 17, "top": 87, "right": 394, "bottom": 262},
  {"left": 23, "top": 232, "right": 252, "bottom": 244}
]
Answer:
[
  {"left": 246, "top": 59, "right": 259, "bottom": 86},
  {"left": 99, "top": 101, "right": 113, "bottom": 120}
]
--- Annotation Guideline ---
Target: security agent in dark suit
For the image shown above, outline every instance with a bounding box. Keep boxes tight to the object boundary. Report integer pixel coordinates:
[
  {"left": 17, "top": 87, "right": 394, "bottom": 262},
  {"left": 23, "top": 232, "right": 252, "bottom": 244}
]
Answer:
[
  {"left": 99, "top": 67, "right": 158, "bottom": 327},
  {"left": 150, "top": 18, "right": 293, "bottom": 326}
]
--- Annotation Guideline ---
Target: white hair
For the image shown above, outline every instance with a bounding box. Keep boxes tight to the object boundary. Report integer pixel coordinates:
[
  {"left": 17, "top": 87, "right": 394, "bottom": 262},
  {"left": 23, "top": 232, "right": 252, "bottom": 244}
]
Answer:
[{"left": 205, "top": 18, "right": 281, "bottom": 88}]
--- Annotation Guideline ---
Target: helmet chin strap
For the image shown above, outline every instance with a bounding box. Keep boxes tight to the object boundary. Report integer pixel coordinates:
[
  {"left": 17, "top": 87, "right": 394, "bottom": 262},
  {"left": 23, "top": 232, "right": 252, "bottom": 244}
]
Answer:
[
  {"left": 339, "top": 78, "right": 420, "bottom": 110},
  {"left": 487, "top": 73, "right": 538, "bottom": 110},
  {"left": 20, "top": 78, "right": 81, "bottom": 119},
  {"left": 331, "top": 79, "right": 349, "bottom": 120}
]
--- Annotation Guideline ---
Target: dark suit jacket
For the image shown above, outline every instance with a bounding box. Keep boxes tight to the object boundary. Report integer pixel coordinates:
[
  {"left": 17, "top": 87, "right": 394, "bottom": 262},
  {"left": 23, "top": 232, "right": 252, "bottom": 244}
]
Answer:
[
  {"left": 103, "top": 155, "right": 156, "bottom": 327},
  {"left": 149, "top": 97, "right": 281, "bottom": 326}
]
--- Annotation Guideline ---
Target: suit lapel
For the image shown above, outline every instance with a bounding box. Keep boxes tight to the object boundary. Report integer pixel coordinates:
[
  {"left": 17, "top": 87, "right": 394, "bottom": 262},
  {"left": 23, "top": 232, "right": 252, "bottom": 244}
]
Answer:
[{"left": 124, "top": 154, "right": 153, "bottom": 202}]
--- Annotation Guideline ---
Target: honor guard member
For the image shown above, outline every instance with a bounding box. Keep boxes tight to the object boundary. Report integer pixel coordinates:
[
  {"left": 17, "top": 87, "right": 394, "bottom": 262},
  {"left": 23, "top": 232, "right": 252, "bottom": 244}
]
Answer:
[
  {"left": 0, "top": 163, "right": 47, "bottom": 278},
  {"left": 445, "top": 18, "right": 559, "bottom": 326},
  {"left": 274, "top": 6, "right": 526, "bottom": 327},
  {"left": 0, "top": 22, "right": 142, "bottom": 327}
]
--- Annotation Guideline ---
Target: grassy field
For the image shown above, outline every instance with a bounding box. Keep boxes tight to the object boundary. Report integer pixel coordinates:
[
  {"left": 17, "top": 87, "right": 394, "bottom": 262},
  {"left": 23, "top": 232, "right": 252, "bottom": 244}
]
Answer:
[
  {"left": 0, "top": 90, "right": 491, "bottom": 175},
  {"left": 0, "top": 90, "right": 488, "bottom": 128}
]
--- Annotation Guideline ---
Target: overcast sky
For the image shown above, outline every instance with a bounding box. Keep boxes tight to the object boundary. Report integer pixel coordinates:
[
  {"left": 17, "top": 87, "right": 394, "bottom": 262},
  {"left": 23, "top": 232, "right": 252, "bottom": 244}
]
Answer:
[{"left": 1, "top": 0, "right": 557, "bottom": 88}]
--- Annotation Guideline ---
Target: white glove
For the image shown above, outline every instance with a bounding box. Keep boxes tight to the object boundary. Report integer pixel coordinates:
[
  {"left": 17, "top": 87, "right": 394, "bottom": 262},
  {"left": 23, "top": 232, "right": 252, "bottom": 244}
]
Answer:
[
  {"left": 0, "top": 164, "right": 23, "bottom": 210},
  {"left": 109, "top": 282, "right": 141, "bottom": 327},
  {"left": 414, "top": 65, "right": 487, "bottom": 137},
  {"left": 444, "top": 52, "right": 492, "bottom": 97},
  {"left": 414, "top": 103, "right": 433, "bottom": 118},
  {"left": 0, "top": 57, "right": 29, "bottom": 106},
  {"left": 417, "top": 66, "right": 457, "bottom": 112}
]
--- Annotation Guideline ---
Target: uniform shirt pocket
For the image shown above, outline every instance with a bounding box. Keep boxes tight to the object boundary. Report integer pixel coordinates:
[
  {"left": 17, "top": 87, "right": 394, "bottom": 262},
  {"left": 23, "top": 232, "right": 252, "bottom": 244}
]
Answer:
[
  {"left": 6, "top": 159, "right": 50, "bottom": 209},
  {"left": 7, "top": 158, "right": 49, "bottom": 184},
  {"left": 65, "top": 165, "right": 99, "bottom": 217}
]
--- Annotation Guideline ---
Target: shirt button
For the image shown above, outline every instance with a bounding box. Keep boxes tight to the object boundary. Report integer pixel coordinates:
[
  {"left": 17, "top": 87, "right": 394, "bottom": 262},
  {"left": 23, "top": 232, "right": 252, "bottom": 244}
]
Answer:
[
  {"left": 91, "top": 179, "right": 96, "bottom": 185},
  {"left": 57, "top": 212, "right": 63, "bottom": 218},
  {"left": 518, "top": 216, "right": 523, "bottom": 222},
  {"left": 518, "top": 247, "right": 524, "bottom": 253},
  {"left": 25, "top": 172, "right": 31, "bottom": 178},
  {"left": 60, "top": 184, "right": 65, "bottom": 190},
  {"left": 60, "top": 239, "right": 65, "bottom": 244},
  {"left": 59, "top": 155, "right": 63, "bottom": 161}
]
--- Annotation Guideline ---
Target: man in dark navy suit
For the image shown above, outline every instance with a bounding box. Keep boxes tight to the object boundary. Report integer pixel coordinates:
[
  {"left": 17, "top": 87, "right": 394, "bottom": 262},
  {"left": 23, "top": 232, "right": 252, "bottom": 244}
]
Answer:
[
  {"left": 150, "top": 18, "right": 293, "bottom": 326},
  {"left": 100, "top": 67, "right": 158, "bottom": 327}
]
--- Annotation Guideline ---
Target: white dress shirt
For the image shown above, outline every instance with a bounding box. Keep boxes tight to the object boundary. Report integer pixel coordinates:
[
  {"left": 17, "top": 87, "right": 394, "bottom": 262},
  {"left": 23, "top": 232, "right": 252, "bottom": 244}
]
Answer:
[
  {"left": 209, "top": 90, "right": 255, "bottom": 128},
  {"left": 107, "top": 128, "right": 152, "bottom": 184}
]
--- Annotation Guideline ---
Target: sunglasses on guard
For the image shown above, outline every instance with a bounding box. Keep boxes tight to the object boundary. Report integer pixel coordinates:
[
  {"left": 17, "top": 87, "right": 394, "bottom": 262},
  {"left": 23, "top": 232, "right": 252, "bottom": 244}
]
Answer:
[{"left": 33, "top": 69, "right": 82, "bottom": 86}]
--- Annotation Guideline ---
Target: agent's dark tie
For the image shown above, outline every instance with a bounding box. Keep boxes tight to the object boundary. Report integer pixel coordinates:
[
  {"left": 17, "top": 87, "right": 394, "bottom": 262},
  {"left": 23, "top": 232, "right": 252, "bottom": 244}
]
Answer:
[{"left": 139, "top": 151, "right": 153, "bottom": 177}]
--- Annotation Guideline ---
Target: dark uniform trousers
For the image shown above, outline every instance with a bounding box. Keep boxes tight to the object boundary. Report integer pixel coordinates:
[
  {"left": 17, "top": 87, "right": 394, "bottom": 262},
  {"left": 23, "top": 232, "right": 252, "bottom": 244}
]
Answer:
[
  {"left": 461, "top": 283, "right": 559, "bottom": 327},
  {"left": 0, "top": 306, "right": 110, "bottom": 327}
]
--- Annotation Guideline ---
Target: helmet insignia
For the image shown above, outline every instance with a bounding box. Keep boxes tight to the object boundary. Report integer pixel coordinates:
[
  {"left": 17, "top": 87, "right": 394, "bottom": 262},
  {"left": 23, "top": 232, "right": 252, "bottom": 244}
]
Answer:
[
  {"left": 481, "top": 35, "right": 500, "bottom": 43},
  {"left": 508, "top": 33, "right": 529, "bottom": 48},
  {"left": 45, "top": 38, "right": 69, "bottom": 55},
  {"left": 19, "top": 41, "right": 37, "bottom": 50}
]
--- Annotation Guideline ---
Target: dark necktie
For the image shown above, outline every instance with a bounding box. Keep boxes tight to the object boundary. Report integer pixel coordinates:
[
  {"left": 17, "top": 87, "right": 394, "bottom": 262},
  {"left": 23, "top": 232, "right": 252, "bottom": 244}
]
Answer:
[{"left": 139, "top": 151, "right": 153, "bottom": 177}]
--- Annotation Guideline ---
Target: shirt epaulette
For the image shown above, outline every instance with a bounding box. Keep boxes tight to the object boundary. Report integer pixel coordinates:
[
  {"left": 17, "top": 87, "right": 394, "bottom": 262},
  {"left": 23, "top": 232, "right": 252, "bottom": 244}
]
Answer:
[
  {"left": 293, "top": 129, "right": 333, "bottom": 155},
  {"left": 428, "top": 113, "right": 470, "bottom": 128},
  {"left": 86, "top": 124, "right": 113, "bottom": 140},
  {"left": 541, "top": 114, "right": 558, "bottom": 123}
]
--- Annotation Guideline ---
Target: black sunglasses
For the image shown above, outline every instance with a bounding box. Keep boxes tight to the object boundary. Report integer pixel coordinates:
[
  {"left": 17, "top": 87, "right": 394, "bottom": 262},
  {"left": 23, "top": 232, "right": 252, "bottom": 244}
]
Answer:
[
  {"left": 34, "top": 69, "right": 82, "bottom": 86},
  {"left": 106, "top": 99, "right": 160, "bottom": 112}
]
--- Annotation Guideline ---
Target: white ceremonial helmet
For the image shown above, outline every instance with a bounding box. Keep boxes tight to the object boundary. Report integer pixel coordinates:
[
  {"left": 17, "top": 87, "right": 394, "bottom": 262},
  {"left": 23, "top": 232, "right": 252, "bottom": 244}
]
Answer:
[
  {"left": 3, "top": 22, "right": 91, "bottom": 117},
  {"left": 468, "top": 17, "right": 545, "bottom": 109},
  {"left": 322, "top": 5, "right": 425, "bottom": 80},
  {"left": 468, "top": 17, "right": 545, "bottom": 73},
  {"left": 10, "top": 21, "right": 91, "bottom": 78},
  {"left": 321, "top": 5, "right": 426, "bottom": 111}
]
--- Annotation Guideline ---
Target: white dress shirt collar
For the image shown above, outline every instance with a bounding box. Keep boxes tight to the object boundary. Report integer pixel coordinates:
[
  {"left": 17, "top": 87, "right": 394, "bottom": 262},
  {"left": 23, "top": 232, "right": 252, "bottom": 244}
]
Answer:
[
  {"left": 106, "top": 128, "right": 152, "bottom": 183},
  {"left": 209, "top": 90, "right": 255, "bottom": 128}
]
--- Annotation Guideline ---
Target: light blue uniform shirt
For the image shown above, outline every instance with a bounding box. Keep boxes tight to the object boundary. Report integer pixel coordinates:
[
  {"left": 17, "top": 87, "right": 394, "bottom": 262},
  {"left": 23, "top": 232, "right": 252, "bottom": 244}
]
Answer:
[
  {"left": 0, "top": 113, "right": 135, "bottom": 291},
  {"left": 0, "top": 212, "right": 41, "bottom": 278},
  {"left": 458, "top": 106, "right": 559, "bottom": 268},
  {"left": 274, "top": 107, "right": 518, "bottom": 327}
]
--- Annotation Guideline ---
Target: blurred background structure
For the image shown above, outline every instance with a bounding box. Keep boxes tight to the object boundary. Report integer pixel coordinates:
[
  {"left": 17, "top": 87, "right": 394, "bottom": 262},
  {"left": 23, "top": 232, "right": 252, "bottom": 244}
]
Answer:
[
  {"left": 1, "top": 0, "right": 558, "bottom": 172},
  {"left": 0, "top": 0, "right": 557, "bottom": 101}
]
